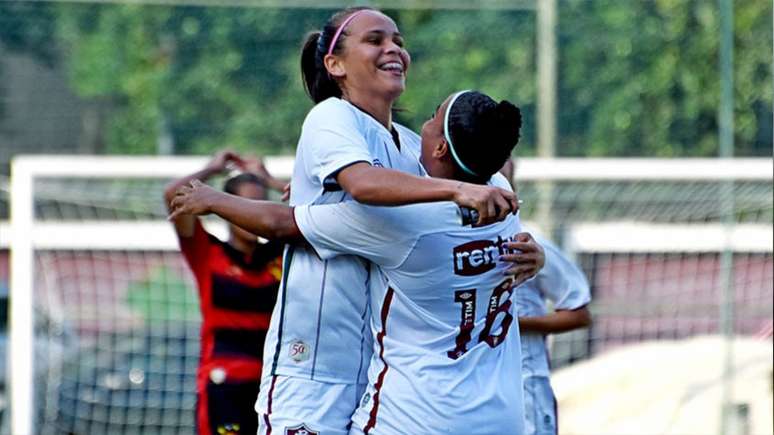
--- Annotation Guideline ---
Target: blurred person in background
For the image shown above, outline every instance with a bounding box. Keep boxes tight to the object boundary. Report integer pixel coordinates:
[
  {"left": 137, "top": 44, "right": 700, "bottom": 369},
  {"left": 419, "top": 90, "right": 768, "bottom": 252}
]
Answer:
[
  {"left": 163, "top": 150, "right": 286, "bottom": 435},
  {"left": 500, "top": 160, "right": 593, "bottom": 435}
]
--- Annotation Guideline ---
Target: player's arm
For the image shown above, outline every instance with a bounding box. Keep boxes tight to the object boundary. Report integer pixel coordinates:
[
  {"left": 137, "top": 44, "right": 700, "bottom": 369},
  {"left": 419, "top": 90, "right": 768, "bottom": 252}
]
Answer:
[
  {"left": 163, "top": 150, "right": 244, "bottom": 237},
  {"left": 168, "top": 179, "right": 302, "bottom": 242},
  {"left": 242, "top": 156, "right": 287, "bottom": 192},
  {"left": 518, "top": 306, "right": 592, "bottom": 334},
  {"left": 293, "top": 200, "right": 415, "bottom": 267},
  {"left": 336, "top": 162, "right": 518, "bottom": 226},
  {"left": 519, "top": 238, "right": 592, "bottom": 334},
  {"left": 306, "top": 105, "right": 516, "bottom": 225}
]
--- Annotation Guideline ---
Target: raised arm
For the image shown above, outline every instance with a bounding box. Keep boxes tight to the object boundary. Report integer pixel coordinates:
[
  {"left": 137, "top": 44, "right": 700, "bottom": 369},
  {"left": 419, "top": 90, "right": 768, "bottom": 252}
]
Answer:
[
  {"left": 337, "top": 162, "right": 518, "bottom": 226},
  {"left": 168, "top": 180, "right": 302, "bottom": 242},
  {"left": 163, "top": 150, "right": 243, "bottom": 237},
  {"left": 242, "top": 157, "right": 288, "bottom": 192}
]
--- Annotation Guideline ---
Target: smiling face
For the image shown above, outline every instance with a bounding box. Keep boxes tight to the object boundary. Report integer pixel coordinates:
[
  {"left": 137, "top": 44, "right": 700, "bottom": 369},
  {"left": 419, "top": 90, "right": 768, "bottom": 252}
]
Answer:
[{"left": 325, "top": 10, "right": 411, "bottom": 102}]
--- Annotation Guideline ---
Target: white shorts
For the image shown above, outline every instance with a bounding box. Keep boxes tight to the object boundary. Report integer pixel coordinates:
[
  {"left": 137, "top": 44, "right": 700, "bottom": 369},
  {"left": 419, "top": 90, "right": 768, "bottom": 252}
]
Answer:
[
  {"left": 257, "top": 374, "right": 366, "bottom": 435},
  {"left": 522, "top": 376, "right": 558, "bottom": 435}
]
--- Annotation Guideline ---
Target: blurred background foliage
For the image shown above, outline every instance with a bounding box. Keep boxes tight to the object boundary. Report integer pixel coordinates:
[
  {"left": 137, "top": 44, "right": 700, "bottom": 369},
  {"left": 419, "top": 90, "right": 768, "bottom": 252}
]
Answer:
[{"left": 0, "top": 0, "right": 771, "bottom": 159}]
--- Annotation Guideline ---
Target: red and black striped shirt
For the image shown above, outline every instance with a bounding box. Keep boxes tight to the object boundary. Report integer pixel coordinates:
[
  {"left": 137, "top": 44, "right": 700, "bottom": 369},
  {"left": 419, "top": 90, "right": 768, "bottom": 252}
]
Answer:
[{"left": 179, "top": 221, "right": 283, "bottom": 384}]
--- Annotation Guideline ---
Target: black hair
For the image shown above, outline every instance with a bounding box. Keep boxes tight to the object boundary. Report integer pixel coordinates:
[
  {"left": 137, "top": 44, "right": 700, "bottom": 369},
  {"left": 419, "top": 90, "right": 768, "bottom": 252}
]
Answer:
[
  {"left": 223, "top": 173, "right": 264, "bottom": 196},
  {"left": 300, "top": 7, "right": 376, "bottom": 103},
  {"left": 447, "top": 91, "right": 522, "bottom": 183}
]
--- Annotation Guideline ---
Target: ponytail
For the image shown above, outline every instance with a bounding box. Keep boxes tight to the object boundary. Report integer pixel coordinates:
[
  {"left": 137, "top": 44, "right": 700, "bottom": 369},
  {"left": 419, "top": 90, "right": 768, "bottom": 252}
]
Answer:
[{"left": 300, "top": 31, "right": 342, "bottom": 103}]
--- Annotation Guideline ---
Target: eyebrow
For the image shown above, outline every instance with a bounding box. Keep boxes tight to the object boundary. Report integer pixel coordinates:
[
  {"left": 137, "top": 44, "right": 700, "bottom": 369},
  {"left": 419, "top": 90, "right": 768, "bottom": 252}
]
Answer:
[{"left": 361, "top": 29, "right": 403, "bottom": 38}]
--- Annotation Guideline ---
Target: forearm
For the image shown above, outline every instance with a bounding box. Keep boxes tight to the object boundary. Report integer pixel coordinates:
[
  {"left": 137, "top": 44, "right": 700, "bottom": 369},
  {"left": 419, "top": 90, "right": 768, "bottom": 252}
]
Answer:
[
  {"left": 518, "top": 308, "right": 591, "bottom": 334},
  {"left": 164, "top": 167, "right": 219, "bottom": 205},
  {"left": 209, "top": 193, "right": 301, "bottom": 241},
  {"left": 338, "top": 164, "right": 457, "bottom": 206},
  {"left": 264, "top": 176, "right": 288, "bottom": 193}
]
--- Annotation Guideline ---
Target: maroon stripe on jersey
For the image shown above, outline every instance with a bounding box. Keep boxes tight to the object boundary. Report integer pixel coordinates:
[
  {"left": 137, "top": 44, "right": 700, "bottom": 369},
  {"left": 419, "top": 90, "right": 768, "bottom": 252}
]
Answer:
[
  {"left": 364, "top": 287, "right": 395, "bottom": 434},
  {"left": 263, "top": 375, "right": 278, "bottom": 435}
]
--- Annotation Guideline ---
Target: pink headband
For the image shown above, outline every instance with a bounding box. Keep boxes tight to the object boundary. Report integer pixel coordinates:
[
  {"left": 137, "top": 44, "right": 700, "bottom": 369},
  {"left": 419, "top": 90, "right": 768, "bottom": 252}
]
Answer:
[{"left": 327, "top": 10, "right": 366, "bottom": 56}]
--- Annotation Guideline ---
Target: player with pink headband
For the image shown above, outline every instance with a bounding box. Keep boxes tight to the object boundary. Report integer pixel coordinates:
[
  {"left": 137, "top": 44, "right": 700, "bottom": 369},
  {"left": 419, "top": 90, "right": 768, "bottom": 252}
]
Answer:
[{"left": 184, "top": 7, "right": 540, "bottom": 434}]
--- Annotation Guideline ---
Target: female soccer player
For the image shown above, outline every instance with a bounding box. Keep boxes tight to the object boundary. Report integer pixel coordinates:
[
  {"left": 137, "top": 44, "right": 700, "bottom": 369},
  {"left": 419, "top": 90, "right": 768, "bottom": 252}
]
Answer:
[
  {"left": 164, "top": 151, "right": 285, "bottom": 435},
  {"left": 517, "top": 235, "right": 591, "bottom": 435},
  {"left": 499, "top": 161, "right": 592, "bottom": 435},
  {"left": 170, "top": 90, "right": 538, "bottom": 434}
]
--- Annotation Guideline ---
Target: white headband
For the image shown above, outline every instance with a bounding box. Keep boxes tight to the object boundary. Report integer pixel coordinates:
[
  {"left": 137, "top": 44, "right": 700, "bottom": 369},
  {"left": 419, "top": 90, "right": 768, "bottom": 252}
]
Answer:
[{"left": 443, "top": 90, "right": 478, "bottom": 177}]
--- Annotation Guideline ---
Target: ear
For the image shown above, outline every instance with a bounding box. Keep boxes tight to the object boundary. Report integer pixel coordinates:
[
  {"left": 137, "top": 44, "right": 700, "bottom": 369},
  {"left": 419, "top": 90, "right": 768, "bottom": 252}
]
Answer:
[
  {"left": 323, "top": 53, "right": 346, "bottom": 79},
  {"left": 433, "top": 138, "right": 450, "bottom": 160}
]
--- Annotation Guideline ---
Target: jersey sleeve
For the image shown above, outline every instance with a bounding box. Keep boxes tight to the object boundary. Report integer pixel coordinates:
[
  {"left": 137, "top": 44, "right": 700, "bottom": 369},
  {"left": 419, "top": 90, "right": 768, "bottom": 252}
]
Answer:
[
  {"left": 489, "top": 172, "right": 514, "bottom": 191},
  {"left": 535, "top": 239, "right": 592, "bottom": 311},
  {"left": 176, "top": 219, "right": 211, "bottom": 280},
  {"left": 300, "top": 100, "right": 374, "bottom": 190},
  {"left": 294, "top": 201, "right": 425, "bottom": 269}
]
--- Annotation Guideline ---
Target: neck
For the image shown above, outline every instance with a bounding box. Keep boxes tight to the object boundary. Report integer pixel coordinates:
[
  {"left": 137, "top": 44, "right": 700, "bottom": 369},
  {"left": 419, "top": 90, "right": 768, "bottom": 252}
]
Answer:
[
  {"left": 228, "top": 235, "right": 256, "bottom": 256},
  {"left": 426, "top": 159, "right": 456, "bottom": 181},
  {"left": 454, "top": 166, "right": 484, "bottom": 184},
  {"left": 429, "top": 162, "right": 484, "bottom": 185},
  {"left": 344, "top": 90, "right": 394, "bottom": 129}
]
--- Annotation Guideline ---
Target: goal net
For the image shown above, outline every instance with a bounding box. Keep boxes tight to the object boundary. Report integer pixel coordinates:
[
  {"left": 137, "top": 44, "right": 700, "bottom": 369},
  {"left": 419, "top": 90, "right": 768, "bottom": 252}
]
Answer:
[
  {"left": 6, "top": 156, "right": 293, "bottom": 435},
  {"left": 5, "top": 156, "right": 772, "bottom": 435}
]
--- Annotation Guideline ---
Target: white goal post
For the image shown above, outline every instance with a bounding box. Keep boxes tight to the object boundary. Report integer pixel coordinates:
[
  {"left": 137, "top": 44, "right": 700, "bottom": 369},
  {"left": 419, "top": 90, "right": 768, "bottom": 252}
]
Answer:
[
  {"left": 7, "top": 155, "right": 773, "bottom": 435},
  {"left": 7, "top": 156, "right": 294, "bottom": 435}
]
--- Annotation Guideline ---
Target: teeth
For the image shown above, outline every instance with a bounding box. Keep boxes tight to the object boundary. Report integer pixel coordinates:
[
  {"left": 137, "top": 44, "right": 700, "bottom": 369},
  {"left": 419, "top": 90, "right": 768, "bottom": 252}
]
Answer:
[{"left": 380, "top": 62, "right": 403, "bottom": 72}]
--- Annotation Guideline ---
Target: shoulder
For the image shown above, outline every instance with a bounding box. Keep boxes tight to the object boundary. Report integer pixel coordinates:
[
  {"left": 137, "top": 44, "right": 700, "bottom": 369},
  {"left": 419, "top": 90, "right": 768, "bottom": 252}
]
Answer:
[
  {"left": 341, "top": 200, "right": 460, "bottom": 233},
  {"left": 533, "top": 235, "right": 565, "bottom": 263},
  {"left": 393, "top": 122, "right": 419, "bottom": 140},
  {"left": 489, "top": 172, "right": 513, "bottom": 192},
  {"left": 391, "top": 201, "right": 462, "bottom": 234},
  {"left": 533, "top": 234, "right": 583, "bottom": 278},
  {"left": 394, "top": 122, "right": 420, "bottom": 147},
  {"left": 304, "top": 97, "right": 360, "bottom": 129}
]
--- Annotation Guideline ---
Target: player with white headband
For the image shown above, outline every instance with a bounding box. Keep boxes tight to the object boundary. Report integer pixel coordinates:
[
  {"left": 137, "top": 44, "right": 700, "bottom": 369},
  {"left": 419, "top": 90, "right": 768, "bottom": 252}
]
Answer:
[{"left": 170, "top": 90, "right": 537, "bottom": 434}]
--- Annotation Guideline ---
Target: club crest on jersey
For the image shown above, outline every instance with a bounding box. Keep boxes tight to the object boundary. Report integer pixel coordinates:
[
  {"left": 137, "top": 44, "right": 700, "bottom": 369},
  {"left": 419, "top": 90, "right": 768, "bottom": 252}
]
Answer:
[
  {"left": 360, "top": 392, "right": 371, "bottom": 408},
  {"left": 288, "top": 339, "right": 310, "bottom": 362},
  {"left": 285, "top": 424, "right": 319, "bottom": 435},
  {"left": 453, "top": 236, "right": 515, "bottom": 276}
]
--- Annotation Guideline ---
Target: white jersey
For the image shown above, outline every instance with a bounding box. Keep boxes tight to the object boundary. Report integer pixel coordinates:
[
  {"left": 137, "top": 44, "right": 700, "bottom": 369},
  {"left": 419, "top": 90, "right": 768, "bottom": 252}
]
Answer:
[
  {"left": 260, "top": 97, "right": 425, "bottom": 388},
  {"left": 294, "top": 176, "right": 526, "bottom": 434},
  {"left": 516, "top": 235, "right": 591, "bottom": 378}
]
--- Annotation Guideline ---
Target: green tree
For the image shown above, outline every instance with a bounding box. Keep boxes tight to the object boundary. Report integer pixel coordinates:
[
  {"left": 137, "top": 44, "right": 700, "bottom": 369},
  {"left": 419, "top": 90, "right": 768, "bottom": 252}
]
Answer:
[
  {"left": 55, "top": 5, "right": 329, "bottom": 155},
  {"left": 558, "top": 0, "right": 772, "bottom": 157},
  {"left": 48, "top": 1, "right": 772, "bottom": 158}
]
